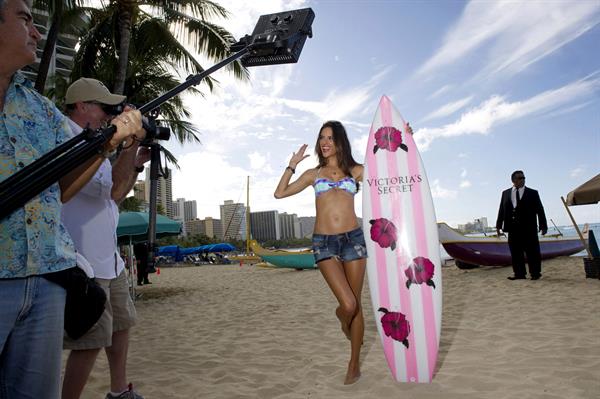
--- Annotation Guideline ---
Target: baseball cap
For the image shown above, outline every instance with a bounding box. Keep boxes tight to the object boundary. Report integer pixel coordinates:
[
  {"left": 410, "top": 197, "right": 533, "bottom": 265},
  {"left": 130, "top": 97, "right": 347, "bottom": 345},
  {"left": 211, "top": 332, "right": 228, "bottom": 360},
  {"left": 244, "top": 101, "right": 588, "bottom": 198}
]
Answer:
[{"left": 65, "top": 78, "right": 126, "bottom": 105}]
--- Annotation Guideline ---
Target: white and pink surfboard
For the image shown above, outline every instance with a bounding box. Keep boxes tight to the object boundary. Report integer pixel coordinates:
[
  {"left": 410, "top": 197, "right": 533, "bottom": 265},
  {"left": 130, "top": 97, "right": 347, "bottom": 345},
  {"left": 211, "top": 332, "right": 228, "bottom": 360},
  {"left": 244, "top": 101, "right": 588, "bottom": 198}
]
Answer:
[{"left": 362, "top": 95, "right": 442, "bottom": 383}]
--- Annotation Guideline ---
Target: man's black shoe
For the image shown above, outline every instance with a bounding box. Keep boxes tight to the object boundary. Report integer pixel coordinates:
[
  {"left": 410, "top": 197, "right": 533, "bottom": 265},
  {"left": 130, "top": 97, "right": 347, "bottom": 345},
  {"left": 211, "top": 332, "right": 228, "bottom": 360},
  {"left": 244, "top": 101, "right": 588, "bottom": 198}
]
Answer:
[
  {"left": 530, "top": 275, "right": 541, "bottom": 280},
  {"left": 507, "top": 276, "right": 526, "bottom": 280}
]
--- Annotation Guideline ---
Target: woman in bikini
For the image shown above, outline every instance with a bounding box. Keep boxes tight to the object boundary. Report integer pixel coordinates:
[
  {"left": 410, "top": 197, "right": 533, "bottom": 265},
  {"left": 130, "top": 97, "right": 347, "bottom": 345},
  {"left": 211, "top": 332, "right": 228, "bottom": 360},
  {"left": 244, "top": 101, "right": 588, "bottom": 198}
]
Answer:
[{"left": 274, "top": 120, "right": 366, "bottom": 385}]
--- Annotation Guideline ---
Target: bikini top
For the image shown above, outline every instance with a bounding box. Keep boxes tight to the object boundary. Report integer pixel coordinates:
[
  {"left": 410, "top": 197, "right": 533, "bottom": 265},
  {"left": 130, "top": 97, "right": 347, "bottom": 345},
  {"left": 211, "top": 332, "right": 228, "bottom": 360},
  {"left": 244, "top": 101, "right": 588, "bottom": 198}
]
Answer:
[{"left": 313, "top": 168, "right": 358, "bottom": 197}]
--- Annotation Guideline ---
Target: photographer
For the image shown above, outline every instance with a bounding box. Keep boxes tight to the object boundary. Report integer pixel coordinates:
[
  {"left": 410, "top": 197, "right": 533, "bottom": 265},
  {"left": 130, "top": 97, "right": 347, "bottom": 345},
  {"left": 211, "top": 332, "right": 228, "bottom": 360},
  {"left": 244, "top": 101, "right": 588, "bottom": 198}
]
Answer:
[
  {"left": 60, "top": 78, "right": 149, "bottom": 399},
  {"left": 0, "top": 1, "right": 144, "bottom": 398}
]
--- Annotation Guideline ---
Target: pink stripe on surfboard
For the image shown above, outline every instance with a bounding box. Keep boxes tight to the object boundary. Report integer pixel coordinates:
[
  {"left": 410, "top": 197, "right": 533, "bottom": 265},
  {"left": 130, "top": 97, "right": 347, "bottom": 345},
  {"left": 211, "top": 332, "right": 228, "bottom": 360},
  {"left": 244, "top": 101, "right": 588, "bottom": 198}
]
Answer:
[
  {"left": 380, "top": 96, "right": 419, "bottom": 382},
  {"left": 405, "top": 121, "right": 439, "bottom": 381},
  {"left": 365, "top": 111, "right": 396, "bottom": 380}
]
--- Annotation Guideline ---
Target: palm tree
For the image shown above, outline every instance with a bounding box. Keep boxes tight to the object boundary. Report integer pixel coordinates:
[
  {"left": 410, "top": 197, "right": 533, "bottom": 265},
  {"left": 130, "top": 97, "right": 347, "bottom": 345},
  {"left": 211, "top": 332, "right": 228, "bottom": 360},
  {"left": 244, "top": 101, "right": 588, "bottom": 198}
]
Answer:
[
  {"left": 32, "top": 0, "right": 88, "bottom": 93},
  {"left": 93, "top": 0, "right": 247, "bottom": 94},
  {"left": 119, "top": 196, "right": 143, "bottom": 212},
  {"left": 73, "top": 1, "right": 248, "bottom": 143}
]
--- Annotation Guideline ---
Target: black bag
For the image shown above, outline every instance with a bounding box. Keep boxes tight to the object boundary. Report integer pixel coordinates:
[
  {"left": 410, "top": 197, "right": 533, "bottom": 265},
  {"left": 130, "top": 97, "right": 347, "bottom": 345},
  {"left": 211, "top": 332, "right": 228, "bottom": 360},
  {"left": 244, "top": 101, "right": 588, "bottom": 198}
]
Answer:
[{"left": 43, "top": 267, "right": 107, "bottom": 340}]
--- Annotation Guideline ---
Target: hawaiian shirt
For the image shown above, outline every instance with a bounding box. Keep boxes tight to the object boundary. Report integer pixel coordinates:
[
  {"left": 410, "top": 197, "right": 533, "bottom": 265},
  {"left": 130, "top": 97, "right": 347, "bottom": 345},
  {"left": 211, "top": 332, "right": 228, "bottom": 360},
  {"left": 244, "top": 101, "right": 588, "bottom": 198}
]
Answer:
[{"left": 0, "top": 72, "right": 75, "bottom": 278}]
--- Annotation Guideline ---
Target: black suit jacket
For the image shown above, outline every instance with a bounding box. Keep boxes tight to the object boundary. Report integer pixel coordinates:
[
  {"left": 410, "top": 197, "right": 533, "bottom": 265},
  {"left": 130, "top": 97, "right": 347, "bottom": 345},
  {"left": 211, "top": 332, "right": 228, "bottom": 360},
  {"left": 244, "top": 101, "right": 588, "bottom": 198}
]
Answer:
[{"left": 496, "top": 186, "right": 548, "bottom": 234}]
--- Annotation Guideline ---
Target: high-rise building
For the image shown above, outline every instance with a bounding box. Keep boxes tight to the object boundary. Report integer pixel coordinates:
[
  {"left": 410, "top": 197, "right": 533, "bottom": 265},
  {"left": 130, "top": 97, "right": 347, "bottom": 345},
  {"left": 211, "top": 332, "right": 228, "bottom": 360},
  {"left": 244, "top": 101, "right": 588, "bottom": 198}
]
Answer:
[
  {"left": 220, "top": 200, "right": 246, "bottom": 241},
  {"left": 22, "top": 9, "right": 82, "bottom": 93},
  {"left": 280, "top": 212, "right": 301, "bottom": 239},
  {"left": 172, "top": 198, "right": 186, "bottom": 235},
  {"left": 185, "top": 219, "right": 202, "bottom": 237},
  {"left": 146, "top": 168, "right": 173, "bottom": 219},
  {"left": 250, "top": 210, "right": 280, "bottom": 241},
  {"left": 184, "top": 217, "right": 222, "bottom": 239},
  {"left": 173, "top": 198, "right": 185, "bottom": 220},
  {"left": 133, "top": 180, "right": 147, "bottom": 202},
  {"left": 204, "top": 217, "right": 222, "bottom": 240},
  {"left": 184, "top": 200, "right": 197, "bottom": 221},
  {"left": 173, "top": 199, "right": 197, "bottom": 236}
]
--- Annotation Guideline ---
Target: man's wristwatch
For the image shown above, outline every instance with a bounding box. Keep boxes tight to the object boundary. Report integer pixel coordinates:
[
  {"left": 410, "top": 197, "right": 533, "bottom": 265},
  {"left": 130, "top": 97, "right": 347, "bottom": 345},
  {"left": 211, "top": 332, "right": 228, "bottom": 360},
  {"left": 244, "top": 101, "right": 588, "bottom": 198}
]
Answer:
[{"left": 135, "top": 165, "right": 144, "bottom": 173}]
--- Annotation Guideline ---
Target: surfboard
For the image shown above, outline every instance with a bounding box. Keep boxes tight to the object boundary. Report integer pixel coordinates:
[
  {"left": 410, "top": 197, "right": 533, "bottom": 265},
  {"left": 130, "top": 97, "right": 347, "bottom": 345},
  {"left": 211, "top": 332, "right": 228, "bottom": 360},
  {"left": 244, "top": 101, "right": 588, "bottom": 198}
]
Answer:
[{"left": 362, "top": 95, "right": 442, "bottom": 383}]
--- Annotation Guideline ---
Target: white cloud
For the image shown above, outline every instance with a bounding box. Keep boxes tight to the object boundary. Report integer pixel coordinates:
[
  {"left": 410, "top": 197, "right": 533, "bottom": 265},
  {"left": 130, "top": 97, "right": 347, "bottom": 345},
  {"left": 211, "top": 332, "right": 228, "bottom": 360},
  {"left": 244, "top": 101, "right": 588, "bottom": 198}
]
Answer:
[
  {"left": 459, "top": 180, "right": 472, "bottom": 188},
  {"left": 460, "top": 168, "right": 467, "bottom": 178},
  {"left": 430, "top": 179, "right": 458, "bottom": 199},
  {"left": 248, "top": 151, "right": 273, "bottom": 173},
  {"left": 415, "top": 74, "right": 600, "bottom": 150},
  {"left": 352, "top": 134, "right": 369, "bottom": 163},
  {"left": 278, "top": 65, "right": 394, "bottom": 122},
  {"left": 428, "top": 85, "right": 454, "bottom": 100},
  {"left": 570, "top": 167, "right": 586, "bottom": 178},
  {"left": 421, "top": 96, "right": 473, "bottom": 122},
  {"left": 416, "top": 0, "right": 600, "bottom": 79}
]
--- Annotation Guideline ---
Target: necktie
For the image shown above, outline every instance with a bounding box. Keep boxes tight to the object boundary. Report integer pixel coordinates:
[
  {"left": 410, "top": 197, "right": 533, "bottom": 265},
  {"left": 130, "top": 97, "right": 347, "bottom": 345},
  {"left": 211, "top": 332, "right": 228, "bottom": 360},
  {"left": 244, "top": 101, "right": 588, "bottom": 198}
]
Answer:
[{"left": 516, "top": 189, "right": 521, "bottom": 207}]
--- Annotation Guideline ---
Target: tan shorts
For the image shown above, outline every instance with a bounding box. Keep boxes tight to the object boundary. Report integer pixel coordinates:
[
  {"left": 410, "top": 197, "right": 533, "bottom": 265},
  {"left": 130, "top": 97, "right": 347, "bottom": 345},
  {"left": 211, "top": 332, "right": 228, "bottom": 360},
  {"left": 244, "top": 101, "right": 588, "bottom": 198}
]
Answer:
[{"left": 64, "top": 270, "right": 137, "bottom": 350}]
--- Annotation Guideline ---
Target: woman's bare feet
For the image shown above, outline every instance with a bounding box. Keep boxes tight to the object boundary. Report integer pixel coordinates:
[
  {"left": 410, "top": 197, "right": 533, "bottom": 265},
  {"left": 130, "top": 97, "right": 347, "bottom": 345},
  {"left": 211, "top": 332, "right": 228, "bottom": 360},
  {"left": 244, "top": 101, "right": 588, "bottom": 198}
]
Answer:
[
  {"left": 335, "top": 307, "right": 352, "bottom": 340},
  {"left": 344, "top": 364, "right": 361, "bottom": 385}
]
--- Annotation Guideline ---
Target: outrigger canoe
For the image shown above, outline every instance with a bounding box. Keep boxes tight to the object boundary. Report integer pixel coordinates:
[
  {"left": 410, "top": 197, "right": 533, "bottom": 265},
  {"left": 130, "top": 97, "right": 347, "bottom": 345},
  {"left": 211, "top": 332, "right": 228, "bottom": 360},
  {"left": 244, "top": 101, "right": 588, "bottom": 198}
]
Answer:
[
  {"left": 249, "top": 240, "right": 317, "bottom": 269},
  {"left": 438, "top": 222, "right": 585, "bottom": 267}
]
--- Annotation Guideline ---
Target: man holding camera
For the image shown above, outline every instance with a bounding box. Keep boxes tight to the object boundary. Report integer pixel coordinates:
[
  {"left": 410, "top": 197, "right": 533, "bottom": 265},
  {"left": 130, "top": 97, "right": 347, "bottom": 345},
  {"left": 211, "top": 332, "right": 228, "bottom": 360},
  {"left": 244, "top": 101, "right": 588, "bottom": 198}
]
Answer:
[
  {"left": 60, "top": 78, "right": 149, "bottom": 399},
  {"left": 0, "top": 1, "right": 144, "bottom": 398}
]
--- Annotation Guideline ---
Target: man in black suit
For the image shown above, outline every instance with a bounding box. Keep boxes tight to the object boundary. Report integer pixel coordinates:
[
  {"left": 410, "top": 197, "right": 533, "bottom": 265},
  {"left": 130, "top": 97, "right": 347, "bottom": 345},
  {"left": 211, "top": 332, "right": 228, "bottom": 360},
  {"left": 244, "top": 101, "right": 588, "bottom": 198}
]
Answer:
[{"left": 496, "top": 170, "right": 548, "bottom": 280}]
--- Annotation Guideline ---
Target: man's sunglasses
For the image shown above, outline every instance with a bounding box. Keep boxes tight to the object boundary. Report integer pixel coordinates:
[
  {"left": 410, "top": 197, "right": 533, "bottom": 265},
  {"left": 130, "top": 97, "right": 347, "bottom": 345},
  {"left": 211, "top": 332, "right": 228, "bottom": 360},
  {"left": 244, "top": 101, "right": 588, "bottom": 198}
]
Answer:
[{"left": 86, "top": 101, "right": 127, "bottom": 116}]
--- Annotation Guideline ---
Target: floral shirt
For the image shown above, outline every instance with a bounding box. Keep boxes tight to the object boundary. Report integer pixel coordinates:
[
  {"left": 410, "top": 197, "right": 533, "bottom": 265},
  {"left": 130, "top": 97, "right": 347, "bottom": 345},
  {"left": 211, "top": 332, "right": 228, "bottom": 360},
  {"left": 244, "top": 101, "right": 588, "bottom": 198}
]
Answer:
[{"left": 0, "top": 72, "right": 75, "bottom": 278}]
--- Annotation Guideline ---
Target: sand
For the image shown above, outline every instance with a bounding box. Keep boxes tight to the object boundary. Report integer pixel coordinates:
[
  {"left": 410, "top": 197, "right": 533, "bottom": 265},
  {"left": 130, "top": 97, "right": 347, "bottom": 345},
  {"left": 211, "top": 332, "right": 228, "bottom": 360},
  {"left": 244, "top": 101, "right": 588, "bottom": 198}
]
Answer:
[{"left": 70, "top": 257, "right": 600, "bottom": 399}]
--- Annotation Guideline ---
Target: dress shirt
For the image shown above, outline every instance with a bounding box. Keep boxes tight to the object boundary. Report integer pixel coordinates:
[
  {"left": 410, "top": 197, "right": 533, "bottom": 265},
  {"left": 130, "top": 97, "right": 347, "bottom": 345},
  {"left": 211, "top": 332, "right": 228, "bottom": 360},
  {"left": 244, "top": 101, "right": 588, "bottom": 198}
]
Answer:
[
  {"left": 61, "top": 119, "right": 125, "bottom": 279},
  {"left": 511, "top": 186, "right": 525, "bottom": 208}
]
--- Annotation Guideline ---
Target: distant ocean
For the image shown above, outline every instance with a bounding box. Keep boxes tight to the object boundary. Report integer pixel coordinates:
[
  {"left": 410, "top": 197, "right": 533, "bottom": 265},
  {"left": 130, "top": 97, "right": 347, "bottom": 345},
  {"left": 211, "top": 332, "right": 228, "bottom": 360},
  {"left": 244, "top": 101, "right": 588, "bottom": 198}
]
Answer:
[
  {"left": 549, "top": 223, "right": 600, "bottom": 257},
  {"left": 439, "top": 223, "right": 600, "bottom": 260}
]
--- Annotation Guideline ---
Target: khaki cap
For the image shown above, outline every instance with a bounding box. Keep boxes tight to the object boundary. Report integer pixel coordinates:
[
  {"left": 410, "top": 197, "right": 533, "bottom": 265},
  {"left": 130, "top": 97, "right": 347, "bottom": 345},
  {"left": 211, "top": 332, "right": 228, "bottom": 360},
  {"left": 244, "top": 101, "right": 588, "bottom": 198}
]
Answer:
[{"left": 65, "top": 78, "right": 126, "bottom": 105}]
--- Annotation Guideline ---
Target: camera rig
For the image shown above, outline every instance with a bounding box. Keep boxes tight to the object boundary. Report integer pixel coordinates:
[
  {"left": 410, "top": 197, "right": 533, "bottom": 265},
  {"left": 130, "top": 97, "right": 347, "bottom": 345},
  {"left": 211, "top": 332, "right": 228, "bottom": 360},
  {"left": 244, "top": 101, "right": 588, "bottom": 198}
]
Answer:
[{"left": 0, "top": 7, "right": 314, "bottom": 264}]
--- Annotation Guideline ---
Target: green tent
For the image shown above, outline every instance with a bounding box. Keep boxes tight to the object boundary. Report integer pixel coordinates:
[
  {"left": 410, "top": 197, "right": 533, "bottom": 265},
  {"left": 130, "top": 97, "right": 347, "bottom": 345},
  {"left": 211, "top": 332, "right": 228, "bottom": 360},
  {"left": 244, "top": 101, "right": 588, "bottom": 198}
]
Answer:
[{"left": 117, "top": 212, "right": 181, "bottom": 245}]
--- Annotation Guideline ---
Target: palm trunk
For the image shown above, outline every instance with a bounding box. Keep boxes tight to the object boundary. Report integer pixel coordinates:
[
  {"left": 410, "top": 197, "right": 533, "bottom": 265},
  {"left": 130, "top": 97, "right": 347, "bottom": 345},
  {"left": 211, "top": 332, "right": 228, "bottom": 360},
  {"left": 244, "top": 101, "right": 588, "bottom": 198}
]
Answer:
[
  {"left": 35, "top": 5, "right": 62, "bottom": 94},
  {"left": 114, "top": 8, "right": 132, "bottom": 94}
]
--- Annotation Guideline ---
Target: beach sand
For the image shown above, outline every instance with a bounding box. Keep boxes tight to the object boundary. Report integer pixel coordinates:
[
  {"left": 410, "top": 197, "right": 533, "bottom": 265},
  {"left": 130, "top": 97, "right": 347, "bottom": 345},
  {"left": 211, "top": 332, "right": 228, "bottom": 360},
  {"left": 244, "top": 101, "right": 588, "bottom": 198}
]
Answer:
[{"left": 70, "top": 257, "right": 600, "bottom": 399}]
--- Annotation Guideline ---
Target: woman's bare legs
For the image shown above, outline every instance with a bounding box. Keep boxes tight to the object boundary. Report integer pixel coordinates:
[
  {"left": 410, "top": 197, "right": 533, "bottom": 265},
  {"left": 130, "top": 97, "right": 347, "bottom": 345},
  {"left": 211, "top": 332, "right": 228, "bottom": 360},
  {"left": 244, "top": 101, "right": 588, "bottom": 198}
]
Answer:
[{"left": 319, "top": 257, "right": 367, "bottom": 384}]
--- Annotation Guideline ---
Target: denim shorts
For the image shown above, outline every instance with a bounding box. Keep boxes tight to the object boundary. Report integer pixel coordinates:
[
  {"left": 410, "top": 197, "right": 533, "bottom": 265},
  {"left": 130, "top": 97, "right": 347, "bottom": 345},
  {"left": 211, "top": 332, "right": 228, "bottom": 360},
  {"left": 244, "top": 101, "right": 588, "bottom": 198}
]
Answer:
[{"left": 312, "top": 227, "right": 368, "bottom": 263}]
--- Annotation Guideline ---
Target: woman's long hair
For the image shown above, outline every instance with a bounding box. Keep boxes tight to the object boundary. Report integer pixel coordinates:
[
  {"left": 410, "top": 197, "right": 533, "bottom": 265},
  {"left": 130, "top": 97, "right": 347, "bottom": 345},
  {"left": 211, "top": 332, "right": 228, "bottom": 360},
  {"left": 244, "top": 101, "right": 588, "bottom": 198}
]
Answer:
[{"left": 315, "top": 121, "right": 360, "bottom": 179}]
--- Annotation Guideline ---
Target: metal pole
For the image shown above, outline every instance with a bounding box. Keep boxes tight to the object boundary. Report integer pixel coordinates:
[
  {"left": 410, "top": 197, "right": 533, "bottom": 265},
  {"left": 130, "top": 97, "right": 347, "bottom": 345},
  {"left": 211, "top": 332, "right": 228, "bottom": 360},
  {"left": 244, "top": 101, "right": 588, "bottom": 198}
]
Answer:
[
  {"left": 147, "top": 143, "right": 161, "bottom": 268},
  {"left": 246, "top": 176, "right": 250, "bottom": 255},
  {"left": 560, "top": 196, "right": 592, "bottom": 258}
]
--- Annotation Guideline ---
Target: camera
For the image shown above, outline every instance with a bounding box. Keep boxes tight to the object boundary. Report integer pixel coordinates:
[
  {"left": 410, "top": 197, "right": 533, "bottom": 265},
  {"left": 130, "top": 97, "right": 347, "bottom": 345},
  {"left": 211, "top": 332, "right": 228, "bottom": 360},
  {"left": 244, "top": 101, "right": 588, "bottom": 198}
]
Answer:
[{"left": 104, "top": 102, "right": 171, "bottom": 146}]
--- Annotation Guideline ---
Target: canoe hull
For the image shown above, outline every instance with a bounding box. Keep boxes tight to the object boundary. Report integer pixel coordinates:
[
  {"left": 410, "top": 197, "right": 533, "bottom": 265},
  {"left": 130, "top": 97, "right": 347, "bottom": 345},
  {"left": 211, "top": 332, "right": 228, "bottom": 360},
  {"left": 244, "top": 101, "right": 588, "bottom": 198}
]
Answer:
[
  {"left": 249, "top": 240, "right": 317, "bottom": 269},
  {"left": 438, "top": 223, "right": 585, "bottom": 266}
]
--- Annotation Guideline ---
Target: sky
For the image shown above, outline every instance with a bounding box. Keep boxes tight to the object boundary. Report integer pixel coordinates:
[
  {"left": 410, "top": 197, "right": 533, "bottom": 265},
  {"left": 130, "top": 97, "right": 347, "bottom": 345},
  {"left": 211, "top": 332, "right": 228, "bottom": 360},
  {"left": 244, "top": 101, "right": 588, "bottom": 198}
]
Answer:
[{"left": 164, "top": 0, "right": 600, "bottom": 228}]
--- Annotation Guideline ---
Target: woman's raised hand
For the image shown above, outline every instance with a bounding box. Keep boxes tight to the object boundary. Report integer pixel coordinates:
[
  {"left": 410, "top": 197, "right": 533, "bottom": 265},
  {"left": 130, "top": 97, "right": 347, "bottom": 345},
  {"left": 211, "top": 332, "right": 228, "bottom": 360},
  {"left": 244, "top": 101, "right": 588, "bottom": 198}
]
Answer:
[{"left": 289, "top": 144, "right": 310, "bottom": 168}]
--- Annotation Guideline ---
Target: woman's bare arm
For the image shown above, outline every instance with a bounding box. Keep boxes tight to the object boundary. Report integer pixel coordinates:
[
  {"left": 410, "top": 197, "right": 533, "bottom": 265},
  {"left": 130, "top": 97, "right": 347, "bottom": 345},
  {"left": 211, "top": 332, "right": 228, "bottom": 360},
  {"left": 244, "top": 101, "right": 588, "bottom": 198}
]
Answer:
[
  {"left": 274, "top": 144, "right": 313, "bottom": 199},
  {"left": 352, "top": 164, "right": 364, "bottom": 182},
  {"left": 274, "top": 169, "right": 314, "bottom": 199}
]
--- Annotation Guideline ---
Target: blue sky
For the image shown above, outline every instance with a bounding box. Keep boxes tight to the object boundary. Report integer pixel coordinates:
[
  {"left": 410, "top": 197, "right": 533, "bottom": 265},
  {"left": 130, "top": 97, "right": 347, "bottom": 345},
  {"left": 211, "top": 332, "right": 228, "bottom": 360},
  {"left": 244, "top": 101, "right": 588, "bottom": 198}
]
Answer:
[{"left": 166, "top": 0, "right": 600, "bottom": 227}]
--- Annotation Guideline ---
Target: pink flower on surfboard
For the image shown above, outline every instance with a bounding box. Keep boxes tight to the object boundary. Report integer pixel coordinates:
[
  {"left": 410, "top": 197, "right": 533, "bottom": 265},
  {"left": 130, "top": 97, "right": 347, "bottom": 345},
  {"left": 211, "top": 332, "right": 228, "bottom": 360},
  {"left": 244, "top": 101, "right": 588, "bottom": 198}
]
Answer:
[
  {"left": 373, "top": 126, "right": 408, "bottom": 154},
  {"left": 378, "top": 307, "right": 410, "bottom": 348},
  {"left": 405, "top": 256, "right": 436, "bottom": 289},
  {"left": 369, "top": 218, "right": 397, "bottom": 251}
]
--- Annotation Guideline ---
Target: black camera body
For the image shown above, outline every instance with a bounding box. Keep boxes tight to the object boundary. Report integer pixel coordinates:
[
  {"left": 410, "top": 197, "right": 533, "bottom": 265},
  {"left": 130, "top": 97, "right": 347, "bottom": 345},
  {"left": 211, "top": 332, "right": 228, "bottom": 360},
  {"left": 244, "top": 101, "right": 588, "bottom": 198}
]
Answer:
[{"left": 102, "top": 102, "right": 171, "bottom": 146}]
